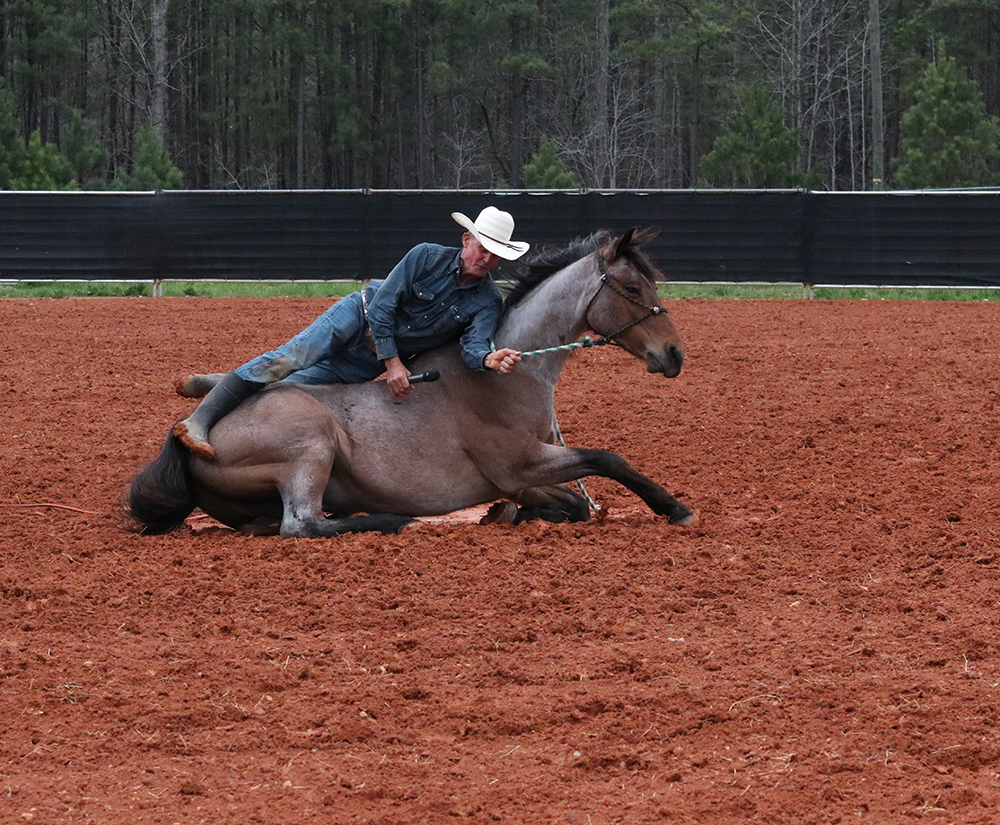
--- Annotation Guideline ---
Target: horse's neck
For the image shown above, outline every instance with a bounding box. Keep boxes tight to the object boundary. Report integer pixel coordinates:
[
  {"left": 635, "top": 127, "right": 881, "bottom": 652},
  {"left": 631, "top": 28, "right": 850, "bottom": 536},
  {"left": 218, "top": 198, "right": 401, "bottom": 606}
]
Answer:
[
  {"left": 491, "top": 262, "right": 595, "bottom": 390},
  {"left": 495, "top": 261, "right": 594, "bottom": 361}
]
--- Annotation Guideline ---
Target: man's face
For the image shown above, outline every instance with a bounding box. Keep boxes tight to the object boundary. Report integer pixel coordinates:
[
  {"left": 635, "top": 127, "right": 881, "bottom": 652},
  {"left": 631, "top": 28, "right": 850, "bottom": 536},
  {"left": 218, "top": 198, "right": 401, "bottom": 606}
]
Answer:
[{"left": 459, "top": 234, "right": 500, "bottom": 280}]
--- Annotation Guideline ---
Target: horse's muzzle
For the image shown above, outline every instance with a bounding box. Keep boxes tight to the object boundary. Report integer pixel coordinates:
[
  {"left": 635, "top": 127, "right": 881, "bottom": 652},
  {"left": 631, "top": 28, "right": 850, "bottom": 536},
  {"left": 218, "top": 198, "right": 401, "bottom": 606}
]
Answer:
[{"left": 646, "top": 344, "right": 684, "bottom": 377}]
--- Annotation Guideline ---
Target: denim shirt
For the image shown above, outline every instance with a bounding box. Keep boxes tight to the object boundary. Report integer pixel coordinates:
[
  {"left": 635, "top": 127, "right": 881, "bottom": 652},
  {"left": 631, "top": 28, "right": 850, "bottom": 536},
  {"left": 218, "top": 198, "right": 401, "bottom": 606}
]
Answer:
[{"left": 364, "top": 243, "right": 502, "bottom": 371}]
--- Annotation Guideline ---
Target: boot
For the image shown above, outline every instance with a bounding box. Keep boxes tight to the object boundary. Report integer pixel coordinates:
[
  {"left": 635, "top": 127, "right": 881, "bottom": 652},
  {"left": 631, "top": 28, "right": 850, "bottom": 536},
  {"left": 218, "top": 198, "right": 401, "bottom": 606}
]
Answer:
[
  {"left": 173, "top": 372, "right": 225, "bottom": 399},
  {"left": 173, "top": 372, "right": 264, "bottom": 460}
]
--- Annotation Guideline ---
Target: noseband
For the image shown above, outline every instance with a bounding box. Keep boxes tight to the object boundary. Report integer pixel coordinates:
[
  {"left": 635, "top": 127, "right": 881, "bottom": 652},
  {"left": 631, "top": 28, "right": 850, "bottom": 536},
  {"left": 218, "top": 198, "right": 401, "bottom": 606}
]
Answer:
[{"left": 583, "top": 251, "right": 666, "bottom": 345}]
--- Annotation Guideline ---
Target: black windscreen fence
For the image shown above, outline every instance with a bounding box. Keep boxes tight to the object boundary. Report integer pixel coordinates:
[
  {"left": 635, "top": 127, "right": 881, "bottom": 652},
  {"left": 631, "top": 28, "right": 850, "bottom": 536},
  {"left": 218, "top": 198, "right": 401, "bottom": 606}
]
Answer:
[{"left": 1, "top": 189, "right": 999, "bottom": 287}]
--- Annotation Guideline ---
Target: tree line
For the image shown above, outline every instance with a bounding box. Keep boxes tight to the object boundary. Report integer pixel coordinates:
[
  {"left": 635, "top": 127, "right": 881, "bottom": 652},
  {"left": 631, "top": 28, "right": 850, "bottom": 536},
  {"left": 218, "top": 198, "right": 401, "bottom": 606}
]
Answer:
[{"left": 0, "top": 0, "right": 997, "bottom": 192}]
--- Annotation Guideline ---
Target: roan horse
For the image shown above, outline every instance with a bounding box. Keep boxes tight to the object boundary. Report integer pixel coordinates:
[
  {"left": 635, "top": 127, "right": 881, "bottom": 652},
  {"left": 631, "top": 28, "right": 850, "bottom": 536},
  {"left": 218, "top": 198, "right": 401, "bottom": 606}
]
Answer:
[{"left": 128, "top": 228, "right": 697, "bottom": 537}]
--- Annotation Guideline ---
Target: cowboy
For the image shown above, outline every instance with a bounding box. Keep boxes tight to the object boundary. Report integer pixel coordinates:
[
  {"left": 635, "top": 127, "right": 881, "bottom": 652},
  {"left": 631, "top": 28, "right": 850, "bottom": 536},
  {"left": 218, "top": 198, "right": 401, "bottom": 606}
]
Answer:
[{"left": 173, "top": 206, "right": 529, "bottom": 460}]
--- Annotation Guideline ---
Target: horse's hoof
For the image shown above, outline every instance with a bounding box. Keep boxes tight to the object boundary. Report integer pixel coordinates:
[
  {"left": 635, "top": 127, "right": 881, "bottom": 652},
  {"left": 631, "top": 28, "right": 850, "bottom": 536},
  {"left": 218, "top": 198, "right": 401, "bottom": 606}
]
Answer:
[
  {"left": 671, "top": 511, "right": 700, "bottom": 528},
  {"left": 398, "top": 519, "right": 424, "bottom": 534},
  {"left": 480, "top": 501, "right": 518, "bottom": 526}
]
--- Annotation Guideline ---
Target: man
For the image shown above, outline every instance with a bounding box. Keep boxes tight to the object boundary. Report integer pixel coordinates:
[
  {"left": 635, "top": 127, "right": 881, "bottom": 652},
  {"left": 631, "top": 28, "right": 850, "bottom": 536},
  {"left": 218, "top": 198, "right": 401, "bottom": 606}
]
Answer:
[{"left": 173, "top": 206, "right": 529, "bottom": 460}]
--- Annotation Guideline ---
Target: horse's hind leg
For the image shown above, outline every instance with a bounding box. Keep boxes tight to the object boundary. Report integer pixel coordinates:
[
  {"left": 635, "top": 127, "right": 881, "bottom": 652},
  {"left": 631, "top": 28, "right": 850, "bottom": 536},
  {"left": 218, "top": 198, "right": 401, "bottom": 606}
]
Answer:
[
  {"left": 283, "top": 509, "right": 417, "bottom": 537},
  {"left": 278, "top": 454, "right": 417, "bottom": 538},
  {"left": 510, "top": 484, "right": 591, "bottom": 524}
]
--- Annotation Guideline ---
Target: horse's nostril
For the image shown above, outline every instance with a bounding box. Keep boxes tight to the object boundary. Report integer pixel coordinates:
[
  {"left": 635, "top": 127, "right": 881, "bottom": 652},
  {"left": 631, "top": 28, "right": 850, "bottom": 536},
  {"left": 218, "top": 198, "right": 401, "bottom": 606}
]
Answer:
[{"left": 647, "top": 345, "right": 684, "bottom": 376}]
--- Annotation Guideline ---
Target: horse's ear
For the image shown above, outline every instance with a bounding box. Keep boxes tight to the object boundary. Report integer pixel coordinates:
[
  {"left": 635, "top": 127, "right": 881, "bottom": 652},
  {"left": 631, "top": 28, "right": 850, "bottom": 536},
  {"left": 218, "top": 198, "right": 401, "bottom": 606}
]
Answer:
[
  {"left": 616, "top": 226, "right": 659, "bottom": 258},
  {"left": 611, "top": 227, "right": 639, "bottom": 261}
]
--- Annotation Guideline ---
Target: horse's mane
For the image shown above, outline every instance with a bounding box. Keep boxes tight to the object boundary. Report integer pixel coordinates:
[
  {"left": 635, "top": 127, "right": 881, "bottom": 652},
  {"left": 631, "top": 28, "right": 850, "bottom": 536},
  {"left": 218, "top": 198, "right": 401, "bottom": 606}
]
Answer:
[{"left": 503, "top": 227, "right": 661, "bottom": 309}]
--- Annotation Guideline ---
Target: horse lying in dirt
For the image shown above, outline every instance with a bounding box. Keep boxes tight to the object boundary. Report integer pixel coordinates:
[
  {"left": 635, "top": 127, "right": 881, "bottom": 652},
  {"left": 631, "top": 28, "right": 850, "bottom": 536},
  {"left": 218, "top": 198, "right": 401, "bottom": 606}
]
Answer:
[{"left": 129, "top": 228, "right": 697, "bottom": 537}]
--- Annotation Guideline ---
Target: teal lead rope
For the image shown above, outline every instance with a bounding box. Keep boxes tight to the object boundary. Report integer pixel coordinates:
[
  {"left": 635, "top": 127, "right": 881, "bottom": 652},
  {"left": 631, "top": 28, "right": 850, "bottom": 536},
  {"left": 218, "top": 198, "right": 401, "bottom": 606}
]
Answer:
[
  {"left": 488, "top": 334, "right": 609, "bottom": 360},
  {"left": 517, "top": 334, "right": 605, "bottom": 359}
]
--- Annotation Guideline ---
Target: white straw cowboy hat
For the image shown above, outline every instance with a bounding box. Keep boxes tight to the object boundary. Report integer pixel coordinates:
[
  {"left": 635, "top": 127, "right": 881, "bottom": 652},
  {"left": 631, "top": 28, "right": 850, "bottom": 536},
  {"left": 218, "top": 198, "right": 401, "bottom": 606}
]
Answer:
[{"left": 452, "top": 206, "right": 530, "bottom": 261}]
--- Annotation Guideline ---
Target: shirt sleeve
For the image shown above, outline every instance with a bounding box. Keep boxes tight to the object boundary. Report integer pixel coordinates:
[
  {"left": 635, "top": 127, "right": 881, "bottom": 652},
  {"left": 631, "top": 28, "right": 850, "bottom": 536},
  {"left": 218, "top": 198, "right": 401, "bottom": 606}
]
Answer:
[
  {"left": 366, "top": 244, "right": 426, "bottom": 362},
  {"left": 459, "top": 287, "right": 504, "bottom": 371}
]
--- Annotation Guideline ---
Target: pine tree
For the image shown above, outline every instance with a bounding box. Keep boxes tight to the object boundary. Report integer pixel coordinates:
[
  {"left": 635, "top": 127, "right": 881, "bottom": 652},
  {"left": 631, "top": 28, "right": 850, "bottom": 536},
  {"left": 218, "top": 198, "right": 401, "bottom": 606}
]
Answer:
[
  {"left": 9, "top": 130, "right": 77, "bottom": 190},
  {"left": 894, "top": 49, "right": 1000, "bottom": 189},
  {"left": 116, "top": 123, "right": 184, "bottom": 190},
  {"left": 0, "top": 83, "right": 26, "bottom": 189},
  {"left": 699, "top": 86, "right": 808, "bottom": 189},
  {"left": 61, "top": 110, "right": 109, "bottom": 189},
  {"left": 521, "top": 136, "right": 578, "bottom": 189}
]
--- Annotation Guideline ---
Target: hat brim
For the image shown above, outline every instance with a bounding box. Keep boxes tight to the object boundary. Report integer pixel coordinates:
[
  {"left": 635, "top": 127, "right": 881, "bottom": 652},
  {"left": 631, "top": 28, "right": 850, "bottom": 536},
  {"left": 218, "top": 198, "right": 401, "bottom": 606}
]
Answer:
[{"left": 452, "top": 212, "right": 530, "bottom": 261}]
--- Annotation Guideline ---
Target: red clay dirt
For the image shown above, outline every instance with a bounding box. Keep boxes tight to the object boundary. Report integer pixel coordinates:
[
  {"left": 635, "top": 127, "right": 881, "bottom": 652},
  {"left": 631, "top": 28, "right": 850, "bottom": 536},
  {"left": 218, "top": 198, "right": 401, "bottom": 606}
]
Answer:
[{"left": 2, "top": 296, "right": 1000, "bottom": 824}]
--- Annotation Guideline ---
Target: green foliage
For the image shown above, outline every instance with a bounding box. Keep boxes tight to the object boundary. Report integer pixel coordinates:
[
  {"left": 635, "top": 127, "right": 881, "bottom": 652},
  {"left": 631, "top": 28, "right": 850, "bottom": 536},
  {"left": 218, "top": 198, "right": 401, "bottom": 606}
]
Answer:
[
  {"left": 498, "top": 52, "right": 552, "bottom": 79},
  {"left": 0, "top": 82, "right": 25, "bottom": 189},
  {"left": 521, "top": 136, "right": 578, "bottom": 189},
  {"left": 0, "top": 0, "right": 994, "bottom": 190},
  {"left": 116, "top": 124, "right": 184, "bottom": 191},
  {"left": 60, "top": 110, "right": 108, "bottom": 189},
  {"left": 699, "top": 87, "right": 810, "bottom": 189},
  {"left": 894, "top": 49, "right": 1000, "bottom": 189},
  {"left": 9, "top": 130, "right": 77, "bottom": 190},
  {"left": 5, "top": 0, "right": 84, "bottom": 93}
]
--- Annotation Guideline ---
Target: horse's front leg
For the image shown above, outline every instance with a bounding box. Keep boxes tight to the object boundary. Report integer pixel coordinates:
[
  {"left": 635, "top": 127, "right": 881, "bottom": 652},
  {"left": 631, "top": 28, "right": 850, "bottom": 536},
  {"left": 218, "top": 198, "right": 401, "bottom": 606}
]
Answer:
[
  {"left": 509, "top": 445, "right": 697, "bottom": 526},
  {"left": 576, "top": 448, "right": 696, "bottom": 525}
]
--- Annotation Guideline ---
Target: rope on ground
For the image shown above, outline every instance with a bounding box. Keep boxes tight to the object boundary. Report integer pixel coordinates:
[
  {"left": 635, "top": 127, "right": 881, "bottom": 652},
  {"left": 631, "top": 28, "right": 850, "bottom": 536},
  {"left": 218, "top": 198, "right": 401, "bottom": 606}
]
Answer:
[{"left": 0, "top": 503, "right": 102, "bottom": 515}]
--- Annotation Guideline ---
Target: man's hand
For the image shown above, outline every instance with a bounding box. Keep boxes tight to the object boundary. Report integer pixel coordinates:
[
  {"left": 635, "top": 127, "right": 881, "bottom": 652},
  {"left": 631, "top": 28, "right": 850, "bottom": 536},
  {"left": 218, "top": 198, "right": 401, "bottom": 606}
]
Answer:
[
  {"left": 485, "top": 348, "right": 522, "bottom": 375},
  {"left": 384, "top": 356, "right": 411, "bottom": 398}
]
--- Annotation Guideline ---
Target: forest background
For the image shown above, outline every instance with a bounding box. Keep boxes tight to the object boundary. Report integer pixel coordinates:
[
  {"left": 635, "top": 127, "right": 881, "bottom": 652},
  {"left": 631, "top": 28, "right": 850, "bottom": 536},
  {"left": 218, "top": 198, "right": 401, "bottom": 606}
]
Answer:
[{"left": 0, "top": 0, "right": 998, "bottom": 194}]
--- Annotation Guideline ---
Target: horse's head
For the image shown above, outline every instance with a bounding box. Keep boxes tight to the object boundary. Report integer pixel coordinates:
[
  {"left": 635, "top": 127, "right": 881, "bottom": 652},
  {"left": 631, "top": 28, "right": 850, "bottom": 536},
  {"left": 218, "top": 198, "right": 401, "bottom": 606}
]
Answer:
[{"left": 588, "top": 228, "right": 684, "bottom": 378}]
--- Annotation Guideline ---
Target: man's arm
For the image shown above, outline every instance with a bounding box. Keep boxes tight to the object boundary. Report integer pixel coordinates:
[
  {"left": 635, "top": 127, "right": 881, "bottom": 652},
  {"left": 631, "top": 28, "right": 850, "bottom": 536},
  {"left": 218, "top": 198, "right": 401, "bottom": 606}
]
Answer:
[
  {"left": 365, "top": 244, "right": 427, "bottom": 363},
  {"left": 459, "top": 288, "right": 509, "bottom": 371}
]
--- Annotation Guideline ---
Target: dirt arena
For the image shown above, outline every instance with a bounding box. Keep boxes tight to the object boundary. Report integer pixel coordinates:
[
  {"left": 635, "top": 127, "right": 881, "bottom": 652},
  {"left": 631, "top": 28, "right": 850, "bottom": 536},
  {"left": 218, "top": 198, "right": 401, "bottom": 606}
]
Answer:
[{"left": 2, "top": 295, "right": 1000, "bottom": 824}]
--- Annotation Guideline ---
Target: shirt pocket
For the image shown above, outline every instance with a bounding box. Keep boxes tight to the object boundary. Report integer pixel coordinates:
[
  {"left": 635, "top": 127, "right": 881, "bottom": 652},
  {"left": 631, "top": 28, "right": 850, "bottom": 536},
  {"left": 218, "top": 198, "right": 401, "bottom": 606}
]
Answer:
[
  {"left": 449, "top": 305, "right": 470, "bottom": 324},
  {"left": 411, "top": 285, "right": 438, "bottom": 303}
]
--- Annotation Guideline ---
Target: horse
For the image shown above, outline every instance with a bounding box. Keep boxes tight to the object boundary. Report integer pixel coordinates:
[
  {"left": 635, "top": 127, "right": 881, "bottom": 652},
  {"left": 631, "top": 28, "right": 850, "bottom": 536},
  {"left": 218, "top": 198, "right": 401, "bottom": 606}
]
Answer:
[{"left": 128, "top": 227, "right": 697, "bottom": 537}]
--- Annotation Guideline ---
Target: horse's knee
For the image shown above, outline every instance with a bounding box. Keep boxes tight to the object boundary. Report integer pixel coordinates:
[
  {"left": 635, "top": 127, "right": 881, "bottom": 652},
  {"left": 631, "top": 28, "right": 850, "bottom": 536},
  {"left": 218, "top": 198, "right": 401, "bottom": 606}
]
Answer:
[
  {"left": 511, "top": 484, "right": 591, "bottom": 525},
  {"left": 560, "top": 491, "right": 591, "bottom": 522}
]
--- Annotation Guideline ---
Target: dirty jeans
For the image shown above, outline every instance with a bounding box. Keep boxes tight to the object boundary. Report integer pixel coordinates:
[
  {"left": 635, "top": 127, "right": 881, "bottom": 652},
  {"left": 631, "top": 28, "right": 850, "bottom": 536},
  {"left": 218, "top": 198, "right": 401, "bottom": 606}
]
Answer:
[{"left": 234, "top": 292, "right": 384, "bottom": 385}]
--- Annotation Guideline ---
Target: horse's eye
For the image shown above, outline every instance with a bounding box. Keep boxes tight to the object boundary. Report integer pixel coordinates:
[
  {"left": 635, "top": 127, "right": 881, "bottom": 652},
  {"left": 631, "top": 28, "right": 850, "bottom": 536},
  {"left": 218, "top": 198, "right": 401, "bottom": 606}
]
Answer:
[{"left": 624, "top": 285, "right": 642, "bottom": 297}]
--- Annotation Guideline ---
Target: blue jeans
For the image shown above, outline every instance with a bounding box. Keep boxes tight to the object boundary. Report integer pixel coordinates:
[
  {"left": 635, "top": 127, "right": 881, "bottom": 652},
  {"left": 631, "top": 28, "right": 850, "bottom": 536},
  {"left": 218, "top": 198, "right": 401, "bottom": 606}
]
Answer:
[{"left": 234, "top": 292, "right": 385, "bottom": 386}]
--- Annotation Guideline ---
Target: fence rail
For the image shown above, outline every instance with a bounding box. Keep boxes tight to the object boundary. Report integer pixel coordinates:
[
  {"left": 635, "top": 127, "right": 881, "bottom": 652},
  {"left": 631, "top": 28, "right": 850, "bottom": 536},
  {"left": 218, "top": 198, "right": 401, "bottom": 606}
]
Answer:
[{"left": 2, "top": 189, "right": 998, "bottom": 289}]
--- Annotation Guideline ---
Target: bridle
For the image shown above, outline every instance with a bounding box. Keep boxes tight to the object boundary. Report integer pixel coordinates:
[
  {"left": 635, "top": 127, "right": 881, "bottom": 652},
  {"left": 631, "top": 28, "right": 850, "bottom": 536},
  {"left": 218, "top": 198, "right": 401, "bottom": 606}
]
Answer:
[{"left": 583, "top": 250, "right": 667, "bottom": 346}]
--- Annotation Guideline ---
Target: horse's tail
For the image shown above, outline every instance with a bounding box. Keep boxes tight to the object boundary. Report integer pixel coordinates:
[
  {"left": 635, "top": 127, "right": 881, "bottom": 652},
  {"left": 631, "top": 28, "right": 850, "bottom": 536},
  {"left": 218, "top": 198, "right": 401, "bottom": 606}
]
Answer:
[{"left": 128, "top": 429, "right": 196, "bottom": 534}]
